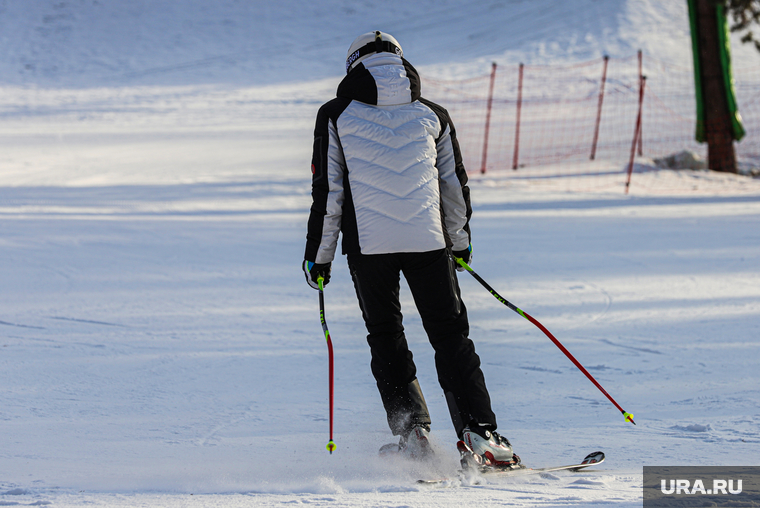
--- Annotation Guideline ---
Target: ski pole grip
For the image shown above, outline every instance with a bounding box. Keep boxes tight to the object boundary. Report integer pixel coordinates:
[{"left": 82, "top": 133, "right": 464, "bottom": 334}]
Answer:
[{"left": 454, "top": 256, "right": 472, "bottom": 272}]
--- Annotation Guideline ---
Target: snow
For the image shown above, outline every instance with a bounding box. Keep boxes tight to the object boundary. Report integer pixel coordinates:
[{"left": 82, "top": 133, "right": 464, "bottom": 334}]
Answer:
[{"left": 1, "top": 0, "right": 760, "bottom": 506}]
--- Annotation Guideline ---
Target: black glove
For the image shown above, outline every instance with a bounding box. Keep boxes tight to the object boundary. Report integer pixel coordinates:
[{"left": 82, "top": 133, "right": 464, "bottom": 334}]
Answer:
[
  {"left": 303, "top": 260, "right": 331, "bottom": 290},
  {"left": 452, "top": 244, "right": 472, "bottom": 272}
]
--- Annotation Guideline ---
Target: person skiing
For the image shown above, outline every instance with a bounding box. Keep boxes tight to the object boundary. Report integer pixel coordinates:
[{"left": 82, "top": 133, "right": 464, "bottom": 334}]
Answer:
[{"left": 303, "top": 30, "right": 517, "bottom": 467}]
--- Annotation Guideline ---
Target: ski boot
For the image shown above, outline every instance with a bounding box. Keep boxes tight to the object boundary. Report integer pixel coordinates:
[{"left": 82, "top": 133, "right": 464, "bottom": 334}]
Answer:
[
  {"left": 379, "top": 424, "right": 434, "bottom": 460},
  {"left": 457, "top": 426, "right": 522, "bottom": 471}
]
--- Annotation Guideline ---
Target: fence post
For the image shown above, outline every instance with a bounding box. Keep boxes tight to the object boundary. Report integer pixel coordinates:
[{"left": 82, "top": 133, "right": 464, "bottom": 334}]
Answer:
[
  {"left": 480, "top": 62, "right": 497, "bottom": 174},
  {"left": 512, "top": 62, "right": 524, "bottom": 170},
  {"left": 637, "top": 50, "right": 644, "bottom": 156},
  {"left": 590, "top": 55, "right": 609, "bottom": 160},
  {"left": 625, "top": 76, "right": 647, "bottom": 194}
]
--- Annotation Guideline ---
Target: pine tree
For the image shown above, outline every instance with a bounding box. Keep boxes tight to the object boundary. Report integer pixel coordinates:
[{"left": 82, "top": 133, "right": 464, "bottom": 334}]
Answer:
[
  {"left": 692, "top": 0, "right": 737, "bottom": 172},
  {"left": 726, "top": 0, "right": 760, "bottom": 51}
]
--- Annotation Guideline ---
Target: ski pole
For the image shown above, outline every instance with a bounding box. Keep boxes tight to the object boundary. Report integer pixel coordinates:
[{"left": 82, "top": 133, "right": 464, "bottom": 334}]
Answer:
[
  {"left": 454, "top": 257, "right": 635, "bottom": 425},
  {"left": 317, "top": 276, "right": 337, "bottom": 453}
]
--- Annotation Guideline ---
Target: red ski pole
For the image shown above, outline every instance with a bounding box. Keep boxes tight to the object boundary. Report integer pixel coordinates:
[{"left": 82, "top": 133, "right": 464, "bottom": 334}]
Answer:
[
  {"left": 454, "top": 257, "right": 635, "bottom": 425},
  {"left": 318, "top": 276, "right": 337, "bottom": 453}
]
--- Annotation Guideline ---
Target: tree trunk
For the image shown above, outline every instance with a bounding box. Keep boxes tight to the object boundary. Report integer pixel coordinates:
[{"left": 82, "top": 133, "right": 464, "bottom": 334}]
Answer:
[{"left": 695, "top": 0, "right": 737, "bottom": 173}]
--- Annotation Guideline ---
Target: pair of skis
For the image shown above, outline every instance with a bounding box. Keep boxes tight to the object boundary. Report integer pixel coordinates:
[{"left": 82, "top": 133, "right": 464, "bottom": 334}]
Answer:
[{"left": 417, "top": 451, "right": 606, "bottom": 486}]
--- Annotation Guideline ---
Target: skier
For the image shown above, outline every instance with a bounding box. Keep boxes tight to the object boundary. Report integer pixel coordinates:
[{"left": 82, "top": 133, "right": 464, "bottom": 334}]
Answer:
[{"left": 302, "top": 31, "right": 517, "bottom": 467}]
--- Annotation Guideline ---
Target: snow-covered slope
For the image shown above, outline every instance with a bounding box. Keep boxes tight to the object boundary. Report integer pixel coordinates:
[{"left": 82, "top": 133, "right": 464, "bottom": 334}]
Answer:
[
  {"left": 4, "top": 0, "right": 753, "bottom": 87},
  {"left": 1, "top": 1, "right": 760, "bottom": 507}
]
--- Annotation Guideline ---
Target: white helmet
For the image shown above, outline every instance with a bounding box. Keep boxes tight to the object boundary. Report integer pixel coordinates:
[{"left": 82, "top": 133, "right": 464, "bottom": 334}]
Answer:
[{"left": 345, "top": 31, "right": 403, "bottom": 73}]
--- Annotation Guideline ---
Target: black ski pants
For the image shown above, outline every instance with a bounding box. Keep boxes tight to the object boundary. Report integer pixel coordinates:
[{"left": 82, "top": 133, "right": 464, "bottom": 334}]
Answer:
[{"left": 347, "top": 248, "right": 497, "bottom": 437}]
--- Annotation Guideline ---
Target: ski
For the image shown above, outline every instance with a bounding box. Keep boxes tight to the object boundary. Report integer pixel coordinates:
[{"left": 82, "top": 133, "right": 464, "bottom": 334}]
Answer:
[{"left": 417, "top": 451, "right": 605, "bottom": 485}]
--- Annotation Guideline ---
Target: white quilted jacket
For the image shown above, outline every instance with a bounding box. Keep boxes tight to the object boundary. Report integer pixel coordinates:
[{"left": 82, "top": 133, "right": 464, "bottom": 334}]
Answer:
[{"left": 305, "top": 53, "right": 471, "bottom": 264}]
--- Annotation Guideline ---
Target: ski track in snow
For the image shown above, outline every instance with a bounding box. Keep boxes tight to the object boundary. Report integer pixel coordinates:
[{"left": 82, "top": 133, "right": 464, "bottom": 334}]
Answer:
[{"left": 2, "top": 0, "right": 760, "bottom": 506}]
